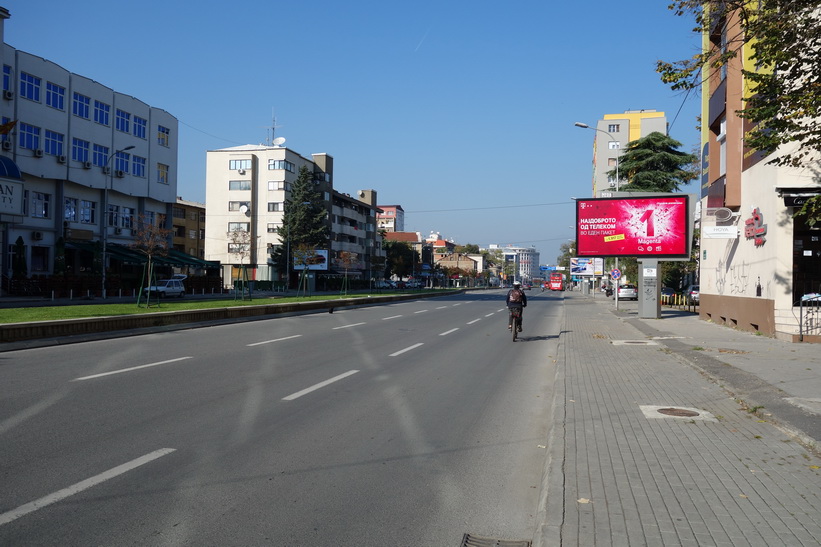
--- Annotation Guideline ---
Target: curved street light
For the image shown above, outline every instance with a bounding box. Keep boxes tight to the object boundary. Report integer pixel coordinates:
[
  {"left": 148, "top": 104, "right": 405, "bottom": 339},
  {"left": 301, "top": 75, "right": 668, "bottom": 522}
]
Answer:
[
  {"left": 101, "top": 145, "right": 134, "bottom": 298},
  {"left": 575, "top": 122, "right": 621, "bottom": 309}
]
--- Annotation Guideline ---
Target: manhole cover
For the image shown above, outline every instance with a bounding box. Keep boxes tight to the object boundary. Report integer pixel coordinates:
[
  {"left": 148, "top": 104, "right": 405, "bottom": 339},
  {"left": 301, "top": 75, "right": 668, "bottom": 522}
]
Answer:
[
  {"left": 461, "top": 534, "right": 531, "bottom": 547},
  {"left": 611, "top": 340, "right": 658, "bottom": 346},
  {"left": 657, "top": 407, "right": 700, "bottom": 417}
]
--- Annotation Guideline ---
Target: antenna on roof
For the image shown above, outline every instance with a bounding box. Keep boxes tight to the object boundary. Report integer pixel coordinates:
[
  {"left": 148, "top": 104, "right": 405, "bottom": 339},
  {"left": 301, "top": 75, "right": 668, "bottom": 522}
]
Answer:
[{"left": 263, "top": 110, "right": 284, "bottom": 146}]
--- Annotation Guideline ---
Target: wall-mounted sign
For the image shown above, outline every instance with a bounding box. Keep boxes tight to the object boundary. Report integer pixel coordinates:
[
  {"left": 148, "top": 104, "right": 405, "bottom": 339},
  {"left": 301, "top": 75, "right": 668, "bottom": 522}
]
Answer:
[
  {"left": 0, "top": 180, "right": 24, "bottom": 215},
  {"left": 744, "top": 208, "right": 767, "bottom": 246},
  {"left": 703, "top": 226, "right": 739, "bottom": 239}
]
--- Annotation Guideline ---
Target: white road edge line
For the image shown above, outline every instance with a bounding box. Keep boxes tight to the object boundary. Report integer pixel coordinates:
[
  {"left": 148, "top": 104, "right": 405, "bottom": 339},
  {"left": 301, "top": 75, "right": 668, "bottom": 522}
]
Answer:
[
  {"left": 247, "top": 334, "right": 303, "bottom": 347},
  {"left": 0, "top": 448, "right": 176, "bottom": 527},
  {"left": 332, "top": 322, "right": 366, "bottom": 330},
  {"left": 72, "top": 357, "right": 193, "bottom": 381},
  {"left": 282, "top": 370, "right": 359, "bottom": 401},
  {"left": 467, "top": 319, "right": 481, "bottom": 325},
  {"left": 389, "top": 343, "right": 424, "bottom": 357},
  {"left": 439, "top": 328, "right": 459, "bottom": 336}
]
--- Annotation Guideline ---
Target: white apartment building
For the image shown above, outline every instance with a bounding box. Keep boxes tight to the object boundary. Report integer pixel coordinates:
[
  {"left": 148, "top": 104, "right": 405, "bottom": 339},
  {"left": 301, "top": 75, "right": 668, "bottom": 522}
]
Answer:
[
  {"left": 491, "top": 244, "right": 540, "bottom": 284},
  {"left": 1, "top": 8, "right": 179, "bottom": 291},
  {"left": 205, "top": 144, "right": 383, "bottom": 287}
]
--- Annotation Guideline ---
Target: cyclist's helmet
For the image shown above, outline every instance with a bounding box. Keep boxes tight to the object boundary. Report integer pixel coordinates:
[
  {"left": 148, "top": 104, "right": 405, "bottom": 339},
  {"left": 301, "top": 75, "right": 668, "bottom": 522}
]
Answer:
[{"left": 513, "top": 281, "right": 521, "bottom": 287}]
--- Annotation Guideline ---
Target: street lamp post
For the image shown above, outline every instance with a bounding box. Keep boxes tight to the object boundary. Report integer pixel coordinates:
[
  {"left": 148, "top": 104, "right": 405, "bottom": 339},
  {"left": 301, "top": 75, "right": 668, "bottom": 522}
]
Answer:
[
  {"left": 575, "top": 122, "right": 621, "bottom": 309},
  {"left": 101, "top": 145, "right": 134, "bottom": 298}
]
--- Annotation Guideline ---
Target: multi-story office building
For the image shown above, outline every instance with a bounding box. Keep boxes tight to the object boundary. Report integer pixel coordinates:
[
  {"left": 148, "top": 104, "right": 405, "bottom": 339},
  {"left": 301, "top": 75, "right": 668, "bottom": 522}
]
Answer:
[
  {"left": 583, "top": 110, "right": 668, "bottom": 196},
  {"left": 376, "top": 204, "right": 404, "bottom": 232},
  {"left": 1, "top": 8, "right": 179, "bottom": 291},
  {"left": 494, "top": 244, "right": 540, "bottom": 284},
  {"left": 205, "top": 144, "right": 383, "bottom": 287},
  {"left": 697, "top": 8, "right": 820, "bottom": 341}
]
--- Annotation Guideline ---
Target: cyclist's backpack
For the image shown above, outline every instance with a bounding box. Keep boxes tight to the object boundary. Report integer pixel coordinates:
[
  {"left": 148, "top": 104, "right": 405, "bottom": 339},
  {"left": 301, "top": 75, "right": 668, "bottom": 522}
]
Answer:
[{"left": 509, "top": 289, "right": 523, "bottom": 303}]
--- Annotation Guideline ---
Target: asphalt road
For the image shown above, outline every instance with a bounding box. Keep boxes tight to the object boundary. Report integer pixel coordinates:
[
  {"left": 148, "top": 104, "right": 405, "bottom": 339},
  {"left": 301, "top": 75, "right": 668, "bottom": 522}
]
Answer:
[{"left": 0, "top": 289, "right": 561, "bottom": 546}]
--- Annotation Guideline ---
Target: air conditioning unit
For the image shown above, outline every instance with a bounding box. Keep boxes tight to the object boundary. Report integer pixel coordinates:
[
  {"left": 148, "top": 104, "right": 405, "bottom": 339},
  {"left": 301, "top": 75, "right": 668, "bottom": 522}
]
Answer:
[
  {"left": 57, "top": 155, "right": 67, "bottom": 163},
  {"left": 2, "top": 90, "right": 12, "bottom": 100},
  {"left": 82, "top": 161, "right": 92, "bottom": 169},
  {"left": 1, "top": 141, "right": 10, "bottom": 151},
  {"left": 32, "top": 231, "right": 44, "bottom": 240},
  {"left": 34, "top": 149, "right": 44, "bottom": 158},
  {"left": 103, "top": 166, "right": 111, "bottom": 175},
  {"left": 237, "top": 169, "right": 246, "bottom": 175},
  {"left": 114, "top": 227, "right": 123, "bottom": 235},
  {"left": 115, "top": 170, "right": 125, "bottom": 178}
]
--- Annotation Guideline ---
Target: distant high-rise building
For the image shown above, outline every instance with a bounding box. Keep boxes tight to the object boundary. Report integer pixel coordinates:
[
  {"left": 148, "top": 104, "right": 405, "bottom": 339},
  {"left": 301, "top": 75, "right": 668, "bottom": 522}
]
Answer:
[
  {"left": 585, "top": 110, "right": 668, "bottom": 196},
  {"left": 376, "top": 205, "right": 404, "bottom": 232}
]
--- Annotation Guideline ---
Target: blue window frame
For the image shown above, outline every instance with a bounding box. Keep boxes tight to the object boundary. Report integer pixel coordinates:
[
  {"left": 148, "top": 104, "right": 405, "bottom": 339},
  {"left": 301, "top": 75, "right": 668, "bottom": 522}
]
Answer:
[
  {"left": 72, "top": 138, "right": 90, "bottom": 163},
  {"left": 93, "top": 143, "right": 109, "bottom": 167},
  {"left": 133, "top": 116, "right": 147, "bottom": 139},
  {"left": 19, "top": 122, "right": 40, "bottom": 150},
  {"left": 45, "top": 130, "right": 64, "bottom": 156},
  {"left": 45, "top": 82, "right": 65, "bottom": 110},
  {"left": 115, "top": 109, "right": 130, "bottom": 133},
  {"left": 73, "top": 93, "right": 90, "bottom": 118},
  {"left": 94, "top": 100, "right": 110, "bottom": 125},
  {"left": 2, "top": 65, "right": 11, "bottom": 92},
  {"left": 19, "top": 72, "right": 41, "bottom": 102},
  {"left": 132, "top": 156, "right": 146, "bottom": 177}
]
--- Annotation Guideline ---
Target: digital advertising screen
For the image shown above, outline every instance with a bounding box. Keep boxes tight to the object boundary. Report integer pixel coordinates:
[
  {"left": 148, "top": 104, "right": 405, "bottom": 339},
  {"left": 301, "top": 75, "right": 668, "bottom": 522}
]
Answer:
[{"left": 576, "top": 196, "right": 690, "bottom": 258}]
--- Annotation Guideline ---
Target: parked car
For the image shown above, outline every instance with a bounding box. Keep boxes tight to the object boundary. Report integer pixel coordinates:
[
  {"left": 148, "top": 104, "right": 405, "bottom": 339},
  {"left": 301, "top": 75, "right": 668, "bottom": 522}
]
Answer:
[
  {"left": 661, "top": 286, "right": 676, "bottom": 299},
  {"left": 147, "top": 275, "right": 186, "bottom": 298},
  {"left": 685, "top": 284, "right": 700, "bottom": 304},
  {"left": 616, "top": 284, "right": 638, "bottom": 300}
]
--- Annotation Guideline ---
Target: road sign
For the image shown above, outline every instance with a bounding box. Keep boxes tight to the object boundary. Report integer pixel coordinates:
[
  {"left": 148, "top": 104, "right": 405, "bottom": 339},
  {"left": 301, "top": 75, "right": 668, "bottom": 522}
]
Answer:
[{"left": 611, "top": 268, "right": 622, "bottom": 280}]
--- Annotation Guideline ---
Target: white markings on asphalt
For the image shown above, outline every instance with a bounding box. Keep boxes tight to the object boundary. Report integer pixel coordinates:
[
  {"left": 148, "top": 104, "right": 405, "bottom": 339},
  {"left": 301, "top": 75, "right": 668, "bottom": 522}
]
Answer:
[
  {"left": 414, "top": 310, "right": 428, "bottom": 314},
  {"left": 282, "top": 370, "right": 359, "bottom": 401},
  {"left": 453, "top": 303, "right": 462, "bottom": 306},
  {"left": 466, "top": 319, "right": 481, "bottom": 325},
  {"left": 0, "top": 448, "right": 176, "bottom": 526},
  {"left": 72, "top": 357, "right": 193, "bottom": 381},
  {"left": 439, "top": 328, "right": 459, "bottom": 336},
  {"left": 436, "top": 306, "right": 448, "bottom": 309},
  {"left": 247, "top": 334, "right": 303, "bottom": 347},
  {"left": 333, "top": 322, "right": 366, "bottom": 330},
  {"left": 484, "top": 313, "right": 495, "bottom": 317},
  {"left": 382, "top": 315, "right": 403, "bottom": 320},
  {"left": 389, "top": 343, "right": 424, "bottom": 357}
]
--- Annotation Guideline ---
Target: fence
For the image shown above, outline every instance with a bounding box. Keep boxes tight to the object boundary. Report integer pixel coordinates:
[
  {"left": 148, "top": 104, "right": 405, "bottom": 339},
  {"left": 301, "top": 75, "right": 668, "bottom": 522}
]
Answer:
[{"left": 799, "top": 295, "right": 821, "bottom": 342}]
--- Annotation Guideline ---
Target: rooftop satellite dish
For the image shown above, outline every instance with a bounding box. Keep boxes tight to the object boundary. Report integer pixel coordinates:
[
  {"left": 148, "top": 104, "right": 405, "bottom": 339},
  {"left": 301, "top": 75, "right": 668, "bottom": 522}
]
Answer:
[
  {"left": 273, "top": 137, "right": 286, "bottom": 147},
  {"left": 239, "top": 204, "right": 249, "bottom": 214}
]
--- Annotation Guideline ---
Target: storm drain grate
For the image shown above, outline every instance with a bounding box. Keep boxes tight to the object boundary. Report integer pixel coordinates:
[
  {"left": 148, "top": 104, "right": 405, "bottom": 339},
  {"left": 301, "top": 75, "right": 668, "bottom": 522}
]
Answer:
[{"left": 460, "top": 533, "right": 531, "bottom": 547}]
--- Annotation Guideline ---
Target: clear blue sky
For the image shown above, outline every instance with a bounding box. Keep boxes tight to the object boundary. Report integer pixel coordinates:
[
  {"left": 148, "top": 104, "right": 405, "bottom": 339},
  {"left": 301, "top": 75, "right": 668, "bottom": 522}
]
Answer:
[{"left": 4, "top": 0, "right": 702, "bottom": 264}]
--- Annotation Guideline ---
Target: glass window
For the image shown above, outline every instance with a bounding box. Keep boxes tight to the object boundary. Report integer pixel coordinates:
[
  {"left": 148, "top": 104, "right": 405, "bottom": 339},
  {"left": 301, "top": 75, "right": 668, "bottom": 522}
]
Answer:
[
  {"left": 72, "top": 138, "right": 90, "bottom": 163},
  {"left": 19, "top": 123, "right": 41, "bottom": 150},
  {"left": 228, "top": 201, "right": 249, "bottom": 211},
  {"left": 45, "top": 82, "right": 65, "bottom": 110},
  {"left": 121, "top": 207, "right": 135, "bottom": 229},
  {"left": 106, "top": 204, "right": 119, "bottom": 227},
  {"left": 608, "top": 141, "right": 620, "bottom": 150},
  {"left": 31, "top": 191, "right": 50, "bottom": 218},
  {"left": 93, "top": 100, "right": 110, "bottom": 125},
  {"left": 2, "top": 65, "right": 11, "bottom": 92},
  {"left": 157, "top": 163, "right": 169, "bottom": 184},
  {"left": 607, "top": 124, "right": 620, "bottom": 133},
  {"left": 173, "top": 206, "right": 185, "bottom": 219},
  {"left": 228, "top": 222, "right": 250, "bottom": 232},
  {"left": 114, "top": 150, "right": 130, "bottom": 173},
  {"left": 45, "top": 130, "right": 64, "bottom": 156},
  {"left": 268, "top": 202, "right": 284, "bottom": 212},
  {"left": 229, "top": 180, "right": 251, "bottom": 190},
  {"left": 93, "top": 144, "right": 109, "bottom": 168},
  {"left": 79, "top": 200, "right": 96, "bottom": 224},
  {"left": 115, "top": 109, "right": 130, "bottom": 133},
  {"left": 268, "top": 181, "right": 290, "bottom": 191},
  {"left": 19, "top": 72, "right": 41, "bottom": 102},
  {"left": 133, "top": 116, "right": 147, "bottom": 139},
  {"left": 31, "top": 246, "right": 49, "bottom": 272},
  {"left": 132, "top": 156, "right": 146, "bottom": 177},
  {"left": 229, "top": 159, "right": 252, "bottom": 170},
  {"left": 64, "top": 197, "right": 78, "bottom": 222},
  {"left": 73, "top": 93, "right": 90, "bottom": 118},
  {"left": 157, "top": 125, "right": 170, "bottom": 146},
  {"left": 268, "top": 159, "right": 295, "bottom": 172}
]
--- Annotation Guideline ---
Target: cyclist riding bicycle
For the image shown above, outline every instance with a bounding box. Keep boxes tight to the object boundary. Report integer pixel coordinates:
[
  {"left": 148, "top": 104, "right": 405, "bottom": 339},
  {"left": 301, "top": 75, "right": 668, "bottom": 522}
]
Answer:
[{"left": 506, "top": 281, "right": 527, "bottom": 332}]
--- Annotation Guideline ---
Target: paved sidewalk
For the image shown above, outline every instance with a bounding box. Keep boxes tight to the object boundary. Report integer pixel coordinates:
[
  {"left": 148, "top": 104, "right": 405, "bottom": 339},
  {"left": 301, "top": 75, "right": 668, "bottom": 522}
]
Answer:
[{"left": 537, "top": 292, "right": 821, "bottom": 546}]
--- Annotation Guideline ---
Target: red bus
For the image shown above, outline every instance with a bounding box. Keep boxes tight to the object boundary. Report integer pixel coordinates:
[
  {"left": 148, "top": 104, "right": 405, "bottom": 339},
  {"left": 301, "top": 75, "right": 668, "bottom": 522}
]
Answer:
[{"left": 549, "top": 272, "right": 565, "bottom": 291}]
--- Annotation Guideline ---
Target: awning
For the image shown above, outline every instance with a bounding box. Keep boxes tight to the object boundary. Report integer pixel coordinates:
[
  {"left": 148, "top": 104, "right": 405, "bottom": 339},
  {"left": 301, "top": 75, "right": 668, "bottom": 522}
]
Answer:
[{"left": 776, "top": 187, "right": 821, "bottom": 207}]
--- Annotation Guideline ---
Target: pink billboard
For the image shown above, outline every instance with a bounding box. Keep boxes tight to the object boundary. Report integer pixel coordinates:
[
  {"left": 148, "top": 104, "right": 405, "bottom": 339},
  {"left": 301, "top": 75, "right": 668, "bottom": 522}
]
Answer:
[{"left": 576, "top": 196, "right": 689, "bottom": 258}]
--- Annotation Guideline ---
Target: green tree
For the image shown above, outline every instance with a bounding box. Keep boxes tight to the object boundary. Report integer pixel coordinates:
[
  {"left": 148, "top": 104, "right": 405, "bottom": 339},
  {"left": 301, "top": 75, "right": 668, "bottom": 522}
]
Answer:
[
  {"left": 273, "top": 165, "right": 328, "bottom": 286},
  {"left": 383, "top": 240, "right": 416, "bottom": 280},
  {"left": 454, "top": 243, "right": 480, "bottom": 254},
  {"left": 657, "top": 1, "right": 821, "bottom": 219},
  {"left": 607, "top": 132, "right": 698, "bottom": 192}
]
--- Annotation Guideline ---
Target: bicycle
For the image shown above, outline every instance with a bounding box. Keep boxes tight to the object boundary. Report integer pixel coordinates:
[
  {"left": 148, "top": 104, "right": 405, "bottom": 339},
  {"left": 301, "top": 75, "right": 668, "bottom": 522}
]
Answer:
[{"left": 509, "top": 307, "right": 522, "bottom": 341}]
